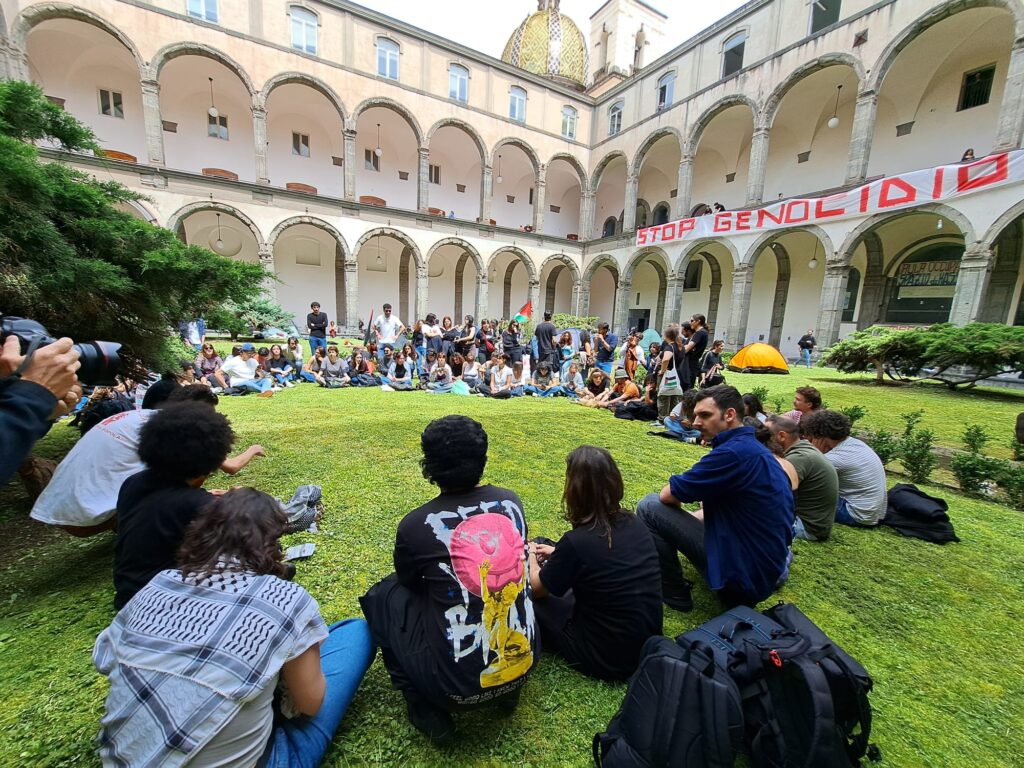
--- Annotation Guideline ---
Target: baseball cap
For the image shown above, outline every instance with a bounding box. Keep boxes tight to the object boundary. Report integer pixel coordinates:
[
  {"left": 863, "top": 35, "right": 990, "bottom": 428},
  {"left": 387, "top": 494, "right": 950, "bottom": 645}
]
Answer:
[{"left": 240, "top": 342, "right": 256, "bottom": 352}]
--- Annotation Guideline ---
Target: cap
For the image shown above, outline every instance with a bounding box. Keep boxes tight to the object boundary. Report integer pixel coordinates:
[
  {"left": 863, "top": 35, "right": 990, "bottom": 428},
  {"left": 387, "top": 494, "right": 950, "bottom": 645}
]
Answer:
[
  {"left": 240, "top": 342, "right": 256, "bottom": 352},
  {"left": 614, "top": 367, "right": 628, "bottom": 379}
]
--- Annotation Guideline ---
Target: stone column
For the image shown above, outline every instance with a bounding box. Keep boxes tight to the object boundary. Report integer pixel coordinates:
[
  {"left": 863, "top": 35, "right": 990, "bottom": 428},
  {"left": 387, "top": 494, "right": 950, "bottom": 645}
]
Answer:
[
  {"left": 416, "top": 265, "right": 430, "bottom": 320},
  {"left": 745, "top": 127, "right": 771, "bottom": 207},
  {"left": 623, "top": 173, "right": 639, "bottom": 231},
  {"left": 532, "top": 174, "right": 546, "bottom": 233},
  {"left": 343, "top": 129, "right": 357, "bottom": 200},
  {"left": 949, "top": 244, "right": 995, "bottom": 325},
  {"left": 725, "top": 264, "right": 755, "bottom": 349},
  {"left": 815, "top": 261, "right": 850, "bottom": 348},
  {"left": 417, "top": 147, "right": 430, "bottom": 212},
  {"left": 480, "top": 165, "right": 493, "bottom": 223},
  {"left": 995, "top": 39, "right": 1024, "bottom": 151},
  {"left": 570, "top": 280, "right": 584, "bottom": 315},
  {"left": 663, "top": 275, "right": 684, "bottom": 327},
  {"left": 252, "top": 106, "right": 269, "bottom": 184},
  {"left": 613, "top": 278, "right": 633, "bottom": 335},
  {"left": 344, "top": 260, "right": 360, "bottom": 329},
  {"left": 844, "top": 90, "right": 878, "bottom": 186},
  {"left": 0, "top": 40, "right": 28, "bottom": 81},
  {"left": 579, "top": 191, "right": 595, "bottom": 240},
  {"left": 474, "top": 273, "right": 489, "bottom": 321},
  {"left": 576, "top": 280, "right": 590, "bottom": 316},
  {"left": 139, "top": 78, "right": 165, "bottom": 166},
  {"left": 258, "top": 246, "right": 276, "bottom": 297},
  {"left": 674, "top": 154, "right": 694, "bottom": 219},
  {"left": 528, "top": 278, "right": 542, "bottom": 322}
]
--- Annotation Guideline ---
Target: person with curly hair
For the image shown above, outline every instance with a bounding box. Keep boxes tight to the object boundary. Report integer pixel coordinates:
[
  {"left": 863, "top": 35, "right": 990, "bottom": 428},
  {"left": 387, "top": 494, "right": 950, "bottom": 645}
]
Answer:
[
  {"left": 360, "top": 416, "right": 537, "bottom": 746},
  {"left": 528, "top": 446, "right": 662, "bottom": 680},
  {"left": 783, "top": 386, "right": 822, "bottom": 424},
  {"left": 95, "top": 488, "right": 373, "bottom": 766},
  {"left": 112, "top": 401, "right": 236, "bottom": 609}
]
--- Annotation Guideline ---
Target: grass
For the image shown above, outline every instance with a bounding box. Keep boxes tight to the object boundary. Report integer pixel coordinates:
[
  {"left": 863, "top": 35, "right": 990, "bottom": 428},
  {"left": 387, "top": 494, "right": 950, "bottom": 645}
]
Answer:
[{"left": 0, "top": 368, "right": 1022, "bottom": 766}]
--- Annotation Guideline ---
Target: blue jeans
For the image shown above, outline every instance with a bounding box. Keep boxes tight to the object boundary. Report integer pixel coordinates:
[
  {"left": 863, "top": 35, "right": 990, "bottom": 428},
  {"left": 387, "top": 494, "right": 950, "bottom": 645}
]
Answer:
[
  {"left": 236, "top": 378, "right": 273, "bottom": 393},
  {"left": 834, "top": 496, "right": 868, "bottom": 527},
  {"left": 299, "top": 371, "right": 316, "bottom": 383},
  {"left": 793, "top": 516, "right": 819, "bottom": 541},
  {"left": 801, "top": 348, "right": 812, "bottom": 368},
  {"left": 415, "top": 345, "right": 426, "bottom": 375},
  {"left": 665, "top": 419, "right": 701, "bottom": 440},
  {"left": 271, "top": 372, "right": 293, "bottom": 385},
  {"left": 596, "top": 361, "right": 612, "bottom": 376},
  {"left": 264, "top": 619, "right": 374, "bottom": 768},
  {"left": 308, "top": 336, "right": 327, "bottom": 355}
]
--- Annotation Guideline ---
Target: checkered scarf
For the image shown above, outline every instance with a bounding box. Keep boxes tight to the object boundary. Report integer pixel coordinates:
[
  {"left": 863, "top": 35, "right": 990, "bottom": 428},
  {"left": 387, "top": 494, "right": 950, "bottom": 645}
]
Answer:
[{"left": 93, "top": 569, "right": 327, "bottom": 767}]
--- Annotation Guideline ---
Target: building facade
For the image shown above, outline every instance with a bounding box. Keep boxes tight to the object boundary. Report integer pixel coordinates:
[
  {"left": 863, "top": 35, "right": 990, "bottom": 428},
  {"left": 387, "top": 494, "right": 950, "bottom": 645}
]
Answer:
[{"left": 2, "top": 0, "right": 1022, "bottom": 350}]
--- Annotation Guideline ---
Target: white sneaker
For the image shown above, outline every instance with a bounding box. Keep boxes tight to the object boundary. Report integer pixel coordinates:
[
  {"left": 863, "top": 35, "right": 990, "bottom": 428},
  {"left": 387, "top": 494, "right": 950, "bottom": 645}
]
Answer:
[
  {"left": 285, "top": 381, "right": 295, "bottom": 388},
  {"left": 272, "top": 386, "right": 283, "bottom": 392},
  {"left": 380, "top": 384, "right": 395, "bottom": 392}
]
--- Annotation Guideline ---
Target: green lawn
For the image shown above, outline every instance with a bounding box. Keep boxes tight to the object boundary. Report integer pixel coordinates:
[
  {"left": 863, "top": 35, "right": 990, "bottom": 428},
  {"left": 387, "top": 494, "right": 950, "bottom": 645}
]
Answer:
[{"left": 0, "top": 369, "right": 1022, "bottom": 766}]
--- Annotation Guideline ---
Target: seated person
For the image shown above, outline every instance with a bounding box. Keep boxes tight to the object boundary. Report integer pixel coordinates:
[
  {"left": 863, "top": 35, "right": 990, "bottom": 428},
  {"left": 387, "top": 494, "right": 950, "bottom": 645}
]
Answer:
[
  {"left": 664, "top": 389, "right": 703, "bottom": 443},
  {"left": 449, "top": 353, "right": 465, "bottom": 381},
  {"left": 95, "top": 489, "right": 373, "bottom": 767},
  {"left": 346, "top": 350, "right": 374, "bottom": 386},
  {"left": 421, "top": 349, "right": 438, "bottom": 383},
  {"left": 300, "top": 347, "right": 326, "bottom": 383},
  {"left": 426, "top": 352, "right": 453, "bottom": 392},
  {"left": 256, "top": 346, "right": 271, "bottom": 371},
  {"left": 360, "top": 416, "right": 537, "bottom": 745},
  {"left": 195, "top": 343, "right": 227, "bottom": 389},
  {"left": 401, "top": 343, "right": 421, "bottom": 378},
  {"left": 746, "top": 417, "right": 799, "bottom": 490},
  {"left": 31, "top": 383, "right": 263, "bottom": 538},
  {"left": 637, "top": 385, "right": 794, "bottom": 610},
  {"left": 221, "top": 343, "right": 274, "bottom": 397},
  {"left": 509, "top": 360, "right": 528, "bottom": 396},
  {"left": 562, "top": 363, "right": 584, "bottom": 397},
  {"left": 598, "top": 369, "right": 640, "bottom": 410},
  {"left": 176, "top": 360, "right": 197, "bottom": 384},
  {"left": 488, "top": 353, "right": 516, "bottom": 398},
  {"left": 316, "top": 345, "right": 349, "bottom": 388},
  {"left": 525, "top": 362, "right": 562, "bottom": 396},
  {"left": 283, "top": 335, "right": 305, "bottom": 372},
  {"left": 461, "top": 356, "right": 482, "bottom": 389},
  {"left": 576, "top": 368, "right": 610, "bottom": 407},
  {"left": 113, "top": 401, "right": 237, "bottom": 609},
  {"left": 528, "top": 446, "right": 662, "bottom": 680},
  {"left": 382, "top": 352, "right": 415, "bottom": 391},
  {"left": 365, "top": 342, "right": 379, "bottom": 373},
  {"left": 800, "top": 410, "right": 887, "bottom": 527},
  {"left": 266, "top": 344, "right": 295, "bottom": 387},
  {"left": 766, "top": 415, "right": 838, "bottom": 541},
  {"left": 783, "top": 386, "right": 822, "bottom": 424},
  {"left": 742, "top": 393, "right": 768, "bottom": 423}
]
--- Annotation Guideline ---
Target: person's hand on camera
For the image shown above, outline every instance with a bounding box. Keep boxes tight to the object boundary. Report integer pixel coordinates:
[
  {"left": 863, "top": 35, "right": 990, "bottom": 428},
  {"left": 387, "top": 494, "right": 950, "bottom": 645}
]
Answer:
[{"left": 2, "top": 335, "right": 81, "bottom": 398}]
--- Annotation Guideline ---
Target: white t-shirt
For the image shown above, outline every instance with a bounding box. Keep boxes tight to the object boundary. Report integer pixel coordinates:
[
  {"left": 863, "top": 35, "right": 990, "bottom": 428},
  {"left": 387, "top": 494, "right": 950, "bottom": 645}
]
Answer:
[
  {"left": 374, "top": 314, "right": 404, "bottom": 343},
  {"left": 221, "top": 356, "right": 259, "bottom": 386},
  {"left": 491, "top": 366, "right": 514, "bottom": 390},
  {"left": 31, "top": 410, "right": 153, "bottom": 527}
]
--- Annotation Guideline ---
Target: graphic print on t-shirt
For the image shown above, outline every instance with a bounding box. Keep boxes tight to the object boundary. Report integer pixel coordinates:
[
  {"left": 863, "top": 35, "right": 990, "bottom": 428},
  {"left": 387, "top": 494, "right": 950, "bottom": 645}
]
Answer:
[{"left": 424, "top": 499, "right": 534, "bottom": 688}]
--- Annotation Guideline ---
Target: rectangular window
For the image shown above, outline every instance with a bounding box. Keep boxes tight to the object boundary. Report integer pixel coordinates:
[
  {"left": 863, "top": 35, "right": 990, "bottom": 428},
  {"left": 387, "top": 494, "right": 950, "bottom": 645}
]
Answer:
[
  {"left": 561, "top": 107, "right": 577, "bottom": 139},
  {"left": 608, "top": 108, "right": 622, "bottom": 136},
  {"left": 528, "top": 188, "right": 534, "bottom": 205},
  {"left": 98, "top": 89, "right": 124, "bottom": 119},
  {"left": 429, "top": 164, "right": 441, "bottom": 184},
  {"left": 722, "top": 34, "right": 746, "bottom": 78},
  {"left": 292, "top": 132, "right": 310, "bottom": 157},
  {"left": 207, "top": 113, "right": 228, "bottom": 140},
  {"left": 449, "top": 67, "right": 469, "bottom": 102},
  {"left": 509, "top": 88, "right": 527, "bottom": 123},
  {"left": 187, "top": 0, "right": 218, "bottom": 22},
  {"left": 958, "top": 65, "right": 995, "bottom": 111},
  {"left": 364, "top": 148, "right": 380, "bottom": 171},
  {"left": 377, "top": 39, "right": 400, "bottom": 80},
  {"left": 290, "top": 7, "right": 318, "bottom": 55},
  {"left": 810, "top": 0, "right": 841, "bottom": 34}
]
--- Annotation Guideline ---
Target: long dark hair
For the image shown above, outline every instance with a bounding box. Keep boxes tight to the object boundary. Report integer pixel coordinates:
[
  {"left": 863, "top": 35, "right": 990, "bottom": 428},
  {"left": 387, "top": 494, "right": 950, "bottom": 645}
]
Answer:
[
  {"left": 562, "top": 446, "right": 628, "bottom": 547},
  {"left": 177, "top": 488, "right": 289, "bottom": 581}
]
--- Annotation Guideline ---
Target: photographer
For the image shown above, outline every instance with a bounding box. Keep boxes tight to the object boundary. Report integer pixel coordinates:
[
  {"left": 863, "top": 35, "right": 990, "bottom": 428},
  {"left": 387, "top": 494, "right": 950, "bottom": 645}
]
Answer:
[{"left": 0, "top": 335, "right": 81, "bottom": 484}]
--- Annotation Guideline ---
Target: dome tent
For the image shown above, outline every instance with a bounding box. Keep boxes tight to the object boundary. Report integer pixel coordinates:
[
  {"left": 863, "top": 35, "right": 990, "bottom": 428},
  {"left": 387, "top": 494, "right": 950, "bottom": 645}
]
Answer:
[{"left": 727, "top": 343, "right": 790, "bottom": 374}]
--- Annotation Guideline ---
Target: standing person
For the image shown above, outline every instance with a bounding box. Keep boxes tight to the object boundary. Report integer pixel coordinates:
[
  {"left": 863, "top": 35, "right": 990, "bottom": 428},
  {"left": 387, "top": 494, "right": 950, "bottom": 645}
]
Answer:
[
  {"left": 360, "top": 416, "right": 537, "bottom": 744},
  {"left": 423, "top": 313, "right": 443, "bottom": 356},
  {"left": 220, "top": 343, "right": 274, "bottom": 397},
  {"left": 766, "top": 415, "right": 838, "bottom": 541},
  {"left": 623, "top": 335, "right": 642, "bottom": 381},
  {"left": 783, "top": 386, "right": 822, "bottom": 424},
  {"left": 656, "top": 326, "right": 686, "bottom": 425},
  {"left": 373, "top": 303, "right": 407, "bottom": 362},
  {"left": 194, "top": 343, "right": 227, "bottom": 389},
  {"left": 306, "top": 302, "right": 329, "bottom": 356},
  {"left": 558, "top": 331, "right": 575, "bottom": 380},
  {"left": 578, "top": 330, "right": 594, "bottom": 374},
  {"left": 529, "top": 446, "right": 662, "bottom": 681},
  {"left": 797, "top": 329, "right": 817, "bottom": 368},
  {"left": 454, "top": 315, "right": 478, "bottom": 363},
  {"left": 637, "top": 385, "right": 794, "bottom": 610},
  {"left": 534, "top": 312, "right": 559, "bottom": 370},
  {"left": 502, "top": 320, "right": 524, "bottom": 365},
  {"left": 683, "top": 314, "right": 709, "bottom": 389},
  {"left": 698, "top": 339, "right": 727, "bottom": 387},
  {"left": 476, "top": 319, "right": 496, "bottom": 364},
  {"left": 440, "top": 316, "right": 459, "bottom": 356},
  {"left": 95, "top": 489, "right": 373, "bottom": 767},
  {"left": 800, "top": 410, "right": 888, "bottom": 528},
  {"left": 411, "top": 321, "right": 427, "bottom": 376},
  {"left": 593, "top": 322, "right": 618, "bottom": 376},
  {"left": 179, "top": 317, "right": 206, "bottom": 351}
]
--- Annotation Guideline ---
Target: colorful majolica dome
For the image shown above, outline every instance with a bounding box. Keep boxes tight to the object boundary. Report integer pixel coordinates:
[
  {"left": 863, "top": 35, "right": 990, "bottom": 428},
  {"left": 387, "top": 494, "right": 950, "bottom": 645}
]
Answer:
[{"left": 501, "top": 0, "right": 589, "bottom": 90}]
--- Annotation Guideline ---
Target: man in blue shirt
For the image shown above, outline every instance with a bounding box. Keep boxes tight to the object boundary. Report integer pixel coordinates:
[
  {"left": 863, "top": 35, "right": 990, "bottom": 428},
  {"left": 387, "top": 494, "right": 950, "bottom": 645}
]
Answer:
[
  {"left": 594, "top": 322, "right": 618, "bottom": 376},
  {"left": 637, "top": 385, "right": 794, "bottom": 610}
]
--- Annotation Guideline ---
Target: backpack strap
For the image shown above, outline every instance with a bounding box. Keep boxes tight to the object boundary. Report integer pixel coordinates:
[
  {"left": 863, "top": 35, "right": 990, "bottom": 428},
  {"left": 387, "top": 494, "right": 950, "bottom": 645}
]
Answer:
[
  {"left": 821, "top": 653, "right": 873, "bottom": 762},
  {"left": 688, "top": 644, "right": 735, "bottom": 768},
  {"left": 789, "top": 653, "right": 840, "bottom": 767}
]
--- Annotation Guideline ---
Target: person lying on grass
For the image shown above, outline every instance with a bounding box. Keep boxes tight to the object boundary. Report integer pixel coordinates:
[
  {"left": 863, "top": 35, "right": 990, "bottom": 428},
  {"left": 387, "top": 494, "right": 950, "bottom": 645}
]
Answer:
[
  {"left": 528, "top": 445, "right": 662, "bottom": 681},
  {"left": 95, "top": 488, "right": 373, "bottom": 768}
]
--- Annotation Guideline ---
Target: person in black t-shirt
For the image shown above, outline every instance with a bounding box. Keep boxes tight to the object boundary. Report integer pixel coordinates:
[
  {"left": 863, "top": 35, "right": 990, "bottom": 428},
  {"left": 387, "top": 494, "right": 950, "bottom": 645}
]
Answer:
[
  {"left": 306, "top": 301, "right": 329, "bottom": 356},
  {"left": 113, "top": 402, "right": 235, "bottom": 609},
  {"left": 683, "top": 314, "right": 709, "bottom": 389},
  {"left": 533, "top": 312, "right": 559, "bottom": 369},
  {"left": 528, "top": 446, "right": 662, "bottom": 680},
  {"left": 360, "top": 416, "right": 537, "bottom": 746}
]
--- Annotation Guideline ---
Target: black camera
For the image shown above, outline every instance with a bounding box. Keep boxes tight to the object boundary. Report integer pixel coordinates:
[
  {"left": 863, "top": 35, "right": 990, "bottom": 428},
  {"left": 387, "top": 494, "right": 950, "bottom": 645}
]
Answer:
[{"left": 1, "top": 316, "right": 121, "bottom": 386}]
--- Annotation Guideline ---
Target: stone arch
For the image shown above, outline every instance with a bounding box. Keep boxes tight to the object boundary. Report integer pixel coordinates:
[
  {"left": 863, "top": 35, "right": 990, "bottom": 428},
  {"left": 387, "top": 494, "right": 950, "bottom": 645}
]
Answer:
[
  {"left": 760, "top": 53, "right": 867, "bottom": 128},
  {"left": 149, "top": 42, "right": 257, "bottom": 98},
  {"left": 583, "top": 254, "right": 621, "bottom": 283},
  {"left": 547, "top": 152, "right": 589, "bottom": 190},
  {"left": 590, "top": 150, "right": 629, "bottom": 194},
  {"left": 13, "top": 4, "right": 144, "bottom": 72},
  {"left": 165, "top": 201, "right": 265, "bottom": 247},
  {"left": 267, "top": 215, "right": 350, "bottom": 257},
  {"left": 350, "top": 96, "right": 424, "bottom": 145},
  {"left": 675, "top": 245, "right": 729, "bottom": 333},
  {"left": 623, "top": 246, "right": 672, "bottom": 281},
  {"left": 490, "top": 137, "right": 541, "bottom": 175},
  {"left": 120, "top": 199, "right": 159, "bottom": 223},
  {"left": 631, "top": 127, "right": 684, "bottom": 176},
  {"left": 742, "top": 225, "right": 836, "bottom": 267},
  {"left": 981, "top": 198, "right": 1024, "bottom": 248},
  {"left": 259, "top": 72, "right": 347, "bottom": 122},
  {"left": 425, "top": 237, "right": 485, "bottom": 274},
  {"left": 836, "top": 203, "right": 976, "bottom": 264},
  {"left": 675, "top": 239, "right": 740, "bottom": 273},
  {"left": 869, "top": 0, "right": 1024, "bottom": 91},
  {"left": 684, "top": 94, "right": 759, "bottom": 155},
  {"left": 539, "top": 253, "right": 582, "bottom": 283},
  {"left": 425, "top": 118, "right": 487, "bottom": 161},
  {"left": 353, "top": 227, "right": 424, "bottom": 270},
  {"left": 486, "top": 246, "right": 539, "bottom": 283}
]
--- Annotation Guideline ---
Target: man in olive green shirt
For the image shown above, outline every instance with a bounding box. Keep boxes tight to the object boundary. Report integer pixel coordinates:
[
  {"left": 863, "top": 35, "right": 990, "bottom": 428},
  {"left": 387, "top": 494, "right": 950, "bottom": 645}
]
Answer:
[{"left": 768, "top": 415, "right": 838, "bottom": 541}]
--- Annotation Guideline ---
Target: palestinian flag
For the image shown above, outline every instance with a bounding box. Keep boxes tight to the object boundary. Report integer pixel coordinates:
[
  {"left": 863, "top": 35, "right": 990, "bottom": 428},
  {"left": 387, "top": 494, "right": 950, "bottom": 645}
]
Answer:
[{"left": 514, "top": 301, "right": 532, "bottom": 324}]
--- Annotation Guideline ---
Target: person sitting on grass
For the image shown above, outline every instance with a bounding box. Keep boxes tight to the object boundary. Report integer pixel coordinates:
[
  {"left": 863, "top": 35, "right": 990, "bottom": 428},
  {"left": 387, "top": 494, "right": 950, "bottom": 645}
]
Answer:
[
  {"left": 402, "top": 343, "right": 420, "bottom": 379},
  {"left": 800, "top": 410, "right": 887, "bottom": 528},
  {"left": 176, "top": 360, "right": 197, "bottom": 384},
  {"left": 488, "top": 353, "right": 515, "bottom": 398},
  {"left": 576, "top": 367, "right": 610, "bottom": 407},
  {"left": 637, "top": 385, "right": 794, "bottom": 611},
  {"left": 300, "top": 346, "right": 326, "bottom": 383},
  {"left": 663, "top": 389, "right": 703, "bottom": 443},
  {"left": 766, "top": 415, "right": 838, "bottom": 541},
  {"left": 31, "top": 383, "right": 264, "bottom": 538},
  {"left": 747, "top": 417, "right": 799, "bottom": 490},
  {"left": 360, "top": 416, "right": 537, "bottom": 746},
  {"left": 266, "top": 344, "right": 295, "bottom": 388},
  {"left": 382, "top": 352, "right": 415, "bottom": 391},
  {"left": 743, "top": 393, "right": 768, "bottom": 423},
  {"left": 783, "top": 386, "right": 822, "bottom": 424},
  {"left": 528, "top": 446, "right": 662, "bottom": 681},
  {"left": 95, "top": 488, "right": 374, "bottom": 767},
  {"left": 195, "top": 343, "right": 227, "bottom": 390},
  {"left": 317, "top": 345, "right": 349, "bottom": 388},
  {"left": 449, "top": 352, "right": 465, "bottom": 382},
  {"left": 284, "top": 335, "right": 304, "bottom": 372},
  {"left": 426, "top": 352, "right": 453, "bottom": 392},
  {"left": 347, "top": 350, "right": 374, "bottom": 386},
  {"left": 526, "top": 361, "right": 561, "bottom": 397},
  {"left": 598, "top": 369, "right": 640, "bottom": 411},
  {"left": 461, "top": 355, "right": 482, "bottom": 389},
  {"left": 112, "top": 402, "right": 237, "bottom": 609},
  {"left": 562, "top": 362, "right": 584, "bottom": 397},
  {"left": 221, "top": 343, "right": 275, "bottom": 397}
]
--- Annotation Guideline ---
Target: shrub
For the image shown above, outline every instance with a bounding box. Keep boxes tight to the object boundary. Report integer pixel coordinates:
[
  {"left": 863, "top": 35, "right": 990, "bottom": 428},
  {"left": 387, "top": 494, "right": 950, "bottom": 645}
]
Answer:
[
  {"left": 866, "top": 429, "right": 901, "bottom": 466},
  {"left": 998, "top": 461, "right": 1024, "bottom": 510},
  {"left": 551, "top": 313, "right": 600, "bottom": 332},
  {"left": 950, "top": 426, "right": 1000, "bottom": 496},
  {"left": 748, "top": 386, "right": 770, "bottom": 404},
  {"left": 771, "top": 395, "right": 788, "bottom": 414},
  {"left": 1011, "top": 438, "right": 1024, "bottom": 463},
  {"left": 900, "top": 428, "right": 938, "bottom": 484},
  {"left": 900, "top": 409, "right": 924, "bottom": 437},
  {"left": 839, "top": 405, "right": 867, "bottom": 426}
]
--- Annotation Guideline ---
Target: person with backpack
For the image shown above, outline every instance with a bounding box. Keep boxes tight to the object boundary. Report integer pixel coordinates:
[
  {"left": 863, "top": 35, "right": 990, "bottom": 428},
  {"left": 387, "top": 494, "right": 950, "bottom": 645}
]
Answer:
[
  {"left": 528, "top": 446, "right": 662, "bottom": 681},
  {"left": 637, "top": 385, "right": 794, "bottom": 610}
]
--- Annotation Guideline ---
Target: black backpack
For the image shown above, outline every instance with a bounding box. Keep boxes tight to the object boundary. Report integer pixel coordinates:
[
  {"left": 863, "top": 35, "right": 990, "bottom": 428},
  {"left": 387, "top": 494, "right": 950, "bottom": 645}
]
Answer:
[{"left": 593, "top": 635, "right": 744, "bottom": 767}]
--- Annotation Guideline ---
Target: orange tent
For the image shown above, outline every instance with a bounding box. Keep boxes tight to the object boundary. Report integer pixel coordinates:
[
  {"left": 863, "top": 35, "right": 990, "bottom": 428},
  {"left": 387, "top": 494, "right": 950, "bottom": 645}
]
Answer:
[{"left": 727, "top": 342, "right": 790, "bottom": 374}]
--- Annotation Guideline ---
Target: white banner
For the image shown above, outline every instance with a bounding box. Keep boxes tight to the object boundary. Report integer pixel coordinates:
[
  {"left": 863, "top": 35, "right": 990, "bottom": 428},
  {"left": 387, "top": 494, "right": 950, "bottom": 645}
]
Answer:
[{"left": 636, "top": 151, "right": 1024, "bottom": 247}]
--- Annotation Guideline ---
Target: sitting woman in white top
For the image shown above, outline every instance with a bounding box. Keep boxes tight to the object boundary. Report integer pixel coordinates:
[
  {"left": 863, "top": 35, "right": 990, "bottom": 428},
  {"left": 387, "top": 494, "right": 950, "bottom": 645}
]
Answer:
[
  {"left": 382, "top": 351, "right": 415, "bottom": 391},
  {"left": 94, "top": 488, "right": 373, "bottom": 767},
  {"left": 488, "top": 353, "right": 516, "bottom": 398}
]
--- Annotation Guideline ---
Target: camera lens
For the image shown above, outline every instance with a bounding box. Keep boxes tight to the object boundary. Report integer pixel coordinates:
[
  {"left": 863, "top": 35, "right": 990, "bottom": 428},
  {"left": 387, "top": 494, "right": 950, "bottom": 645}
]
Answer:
[{"left": 73, "top": 341, "right": 122, "bottom": 386}]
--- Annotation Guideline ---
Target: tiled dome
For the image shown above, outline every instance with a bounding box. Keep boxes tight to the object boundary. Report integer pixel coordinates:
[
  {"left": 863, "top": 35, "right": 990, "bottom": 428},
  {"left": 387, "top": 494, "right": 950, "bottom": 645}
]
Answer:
[{"left": 501, "top": 0, "right": 588, "bottom": 89}]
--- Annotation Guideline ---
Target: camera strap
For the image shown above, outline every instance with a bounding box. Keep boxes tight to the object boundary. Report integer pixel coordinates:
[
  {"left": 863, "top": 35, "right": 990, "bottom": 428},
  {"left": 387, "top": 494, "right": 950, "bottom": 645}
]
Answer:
[{"left": 10, "top": 336, "right": 46, "bottom": 381}]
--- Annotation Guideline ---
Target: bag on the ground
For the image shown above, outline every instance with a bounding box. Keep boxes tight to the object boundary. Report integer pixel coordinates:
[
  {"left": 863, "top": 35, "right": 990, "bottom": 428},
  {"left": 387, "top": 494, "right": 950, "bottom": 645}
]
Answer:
[
  {"left": 881, "top": 483, "right": 959, "bottom": 544},
  {"left": 614, "top": 401, "right": 658, "bottom": 421},
  {"left": 593, "top": 635, "right": 744, "bottom": 768},
  {"left": 659, "top": 359, "right": 684, "bottom": 397},
  {"left": 280, "top": 485, "right": 324, "bottom": 533}
]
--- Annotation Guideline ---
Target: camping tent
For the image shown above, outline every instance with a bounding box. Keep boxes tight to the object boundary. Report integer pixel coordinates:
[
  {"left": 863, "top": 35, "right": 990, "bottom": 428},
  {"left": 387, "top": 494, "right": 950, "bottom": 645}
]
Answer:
[{"left": 727, "top": 343, "right": 790, "bottom": 374}]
